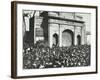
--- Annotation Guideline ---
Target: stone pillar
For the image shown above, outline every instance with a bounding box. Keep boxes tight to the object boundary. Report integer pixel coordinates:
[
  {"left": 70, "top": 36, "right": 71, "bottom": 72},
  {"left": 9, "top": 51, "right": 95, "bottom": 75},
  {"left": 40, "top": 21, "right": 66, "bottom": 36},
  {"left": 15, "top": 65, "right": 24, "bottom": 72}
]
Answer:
[
  {"left": 74, "top": 26, "right": 77, "bottom": 45},
  {"left": 48, "top": 23, "right": 51, "bottom": 47},
  {"left": 34, "top": 16, "right": 36, "bottom": 44},
  {"left": 81, "top": 24, "right": 86, "bottom": 45},
  {"left": 59, "top": 25, "right": 62, "bottom": 47},
  {"left": 49, "top": 26, "right": 53, "bottom": 48}
]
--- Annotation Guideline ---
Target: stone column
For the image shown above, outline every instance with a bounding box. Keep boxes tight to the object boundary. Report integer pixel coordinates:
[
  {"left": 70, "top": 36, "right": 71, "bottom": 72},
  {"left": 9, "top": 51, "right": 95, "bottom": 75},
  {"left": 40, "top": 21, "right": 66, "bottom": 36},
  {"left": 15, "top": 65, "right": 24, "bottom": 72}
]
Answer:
[
  {"left": 49, "top": 26, "right": 53, "bottom": 48},
  {"left": 48, "top": 23, "right": 51, "bottom": 47},
  {"left": 34, "top": 16, "right": 36, "bottom": 44},
  {"left": 59, "top": 25, "right": 62, "bottom": 47},
  {"left": 74, "top": 26, "right": 77, "bottom": 45},
  {"left": 81, "top": 24, "right": 86, "bottom": 45}
]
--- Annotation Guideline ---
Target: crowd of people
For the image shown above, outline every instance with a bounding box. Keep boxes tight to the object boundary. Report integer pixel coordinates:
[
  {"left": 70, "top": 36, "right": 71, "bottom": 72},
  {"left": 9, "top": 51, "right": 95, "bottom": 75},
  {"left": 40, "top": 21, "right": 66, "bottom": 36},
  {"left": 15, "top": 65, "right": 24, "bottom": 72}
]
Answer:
[{"left": 23, "top": 42, "right": 90, "bottom": 69}]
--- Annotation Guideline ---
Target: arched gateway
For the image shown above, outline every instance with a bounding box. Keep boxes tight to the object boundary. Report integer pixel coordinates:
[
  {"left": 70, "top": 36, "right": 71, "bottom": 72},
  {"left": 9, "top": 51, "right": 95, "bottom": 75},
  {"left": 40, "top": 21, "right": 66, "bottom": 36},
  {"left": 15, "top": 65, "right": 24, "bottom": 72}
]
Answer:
[
  {"left": 62, "top": 29, "right": 74, "bottom": 47},
  {"left": 24, "top": 11, "right": 86, "bottom": 47}
]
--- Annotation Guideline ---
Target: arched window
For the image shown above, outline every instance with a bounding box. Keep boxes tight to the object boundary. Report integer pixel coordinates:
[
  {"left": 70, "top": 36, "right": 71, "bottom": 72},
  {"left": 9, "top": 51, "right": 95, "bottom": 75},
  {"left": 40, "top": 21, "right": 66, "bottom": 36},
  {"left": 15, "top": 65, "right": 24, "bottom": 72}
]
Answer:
[
  {"left": 53, "top": 33, "right": 59, "bottom": 46},
  {"left": 77, "top": 35, "right": 81, "bottom": 45},
  {"left": 62, "top": 29, "right": 74, "bottom": 47}
]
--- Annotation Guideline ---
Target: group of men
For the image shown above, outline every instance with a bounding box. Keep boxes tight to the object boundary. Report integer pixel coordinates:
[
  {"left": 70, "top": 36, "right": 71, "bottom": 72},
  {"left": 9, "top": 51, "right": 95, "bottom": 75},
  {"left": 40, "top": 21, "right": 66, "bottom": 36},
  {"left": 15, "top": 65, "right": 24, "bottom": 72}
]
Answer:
[{"left": 23, "top": 42, "right": 90, "bottom": 69}]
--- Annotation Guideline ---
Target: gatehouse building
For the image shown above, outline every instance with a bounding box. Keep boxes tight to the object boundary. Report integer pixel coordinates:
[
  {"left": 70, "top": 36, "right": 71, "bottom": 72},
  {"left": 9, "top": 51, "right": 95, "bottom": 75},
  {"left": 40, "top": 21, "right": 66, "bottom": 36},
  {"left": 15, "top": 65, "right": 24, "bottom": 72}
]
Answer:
[{"left": 23, "top": 11, "right": 87, "bottom": 47}]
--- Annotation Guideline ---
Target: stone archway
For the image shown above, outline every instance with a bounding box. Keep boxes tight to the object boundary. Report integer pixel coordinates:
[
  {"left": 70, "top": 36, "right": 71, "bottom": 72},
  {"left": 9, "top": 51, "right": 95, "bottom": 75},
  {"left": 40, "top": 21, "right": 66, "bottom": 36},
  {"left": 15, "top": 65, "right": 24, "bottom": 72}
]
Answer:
[
  {"left": 62, "top": 29, "right": 74, "bottom": 47},
  {"left": 77, "top": 35, "right": 81, "bottom": 45},
  {"left": 53, "top": 33, "right": 59, "bottom": 46}
]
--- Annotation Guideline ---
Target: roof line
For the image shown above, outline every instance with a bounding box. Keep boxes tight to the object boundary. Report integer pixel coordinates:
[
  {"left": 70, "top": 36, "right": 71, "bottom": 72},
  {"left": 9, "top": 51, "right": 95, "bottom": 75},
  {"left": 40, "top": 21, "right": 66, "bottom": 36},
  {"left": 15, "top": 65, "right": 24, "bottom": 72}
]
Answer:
[{"left": 48, "top": 16, "right": 85, "bottom": 23}]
